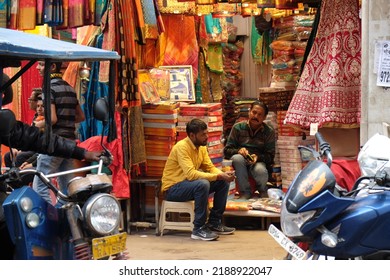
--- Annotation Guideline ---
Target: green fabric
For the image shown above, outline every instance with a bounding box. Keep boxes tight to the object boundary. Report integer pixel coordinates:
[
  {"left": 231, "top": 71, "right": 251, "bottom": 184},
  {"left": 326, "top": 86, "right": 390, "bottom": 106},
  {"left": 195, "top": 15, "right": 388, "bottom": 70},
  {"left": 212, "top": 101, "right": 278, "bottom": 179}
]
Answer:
[
  {"left": 251, "top": 16, "right": 262, "bottom": 64},
  {"left": 206, "top": 44, "right": 223, "bottom": 74}
]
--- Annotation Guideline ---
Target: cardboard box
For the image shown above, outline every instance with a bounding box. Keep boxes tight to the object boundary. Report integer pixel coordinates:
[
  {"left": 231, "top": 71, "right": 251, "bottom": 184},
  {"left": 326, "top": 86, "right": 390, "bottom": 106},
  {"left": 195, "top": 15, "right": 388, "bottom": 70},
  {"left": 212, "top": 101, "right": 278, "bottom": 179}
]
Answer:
[{"left": 318, "top": 127, "right": 360, "bottom": 158}]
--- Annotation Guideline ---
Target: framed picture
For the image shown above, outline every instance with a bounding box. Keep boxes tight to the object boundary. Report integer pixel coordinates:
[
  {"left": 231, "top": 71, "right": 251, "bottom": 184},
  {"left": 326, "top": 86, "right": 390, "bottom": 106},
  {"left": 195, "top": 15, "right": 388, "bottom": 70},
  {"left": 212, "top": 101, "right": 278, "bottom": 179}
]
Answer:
[{"left": 160, "top": 65, "right": 195, "bottom": 103}]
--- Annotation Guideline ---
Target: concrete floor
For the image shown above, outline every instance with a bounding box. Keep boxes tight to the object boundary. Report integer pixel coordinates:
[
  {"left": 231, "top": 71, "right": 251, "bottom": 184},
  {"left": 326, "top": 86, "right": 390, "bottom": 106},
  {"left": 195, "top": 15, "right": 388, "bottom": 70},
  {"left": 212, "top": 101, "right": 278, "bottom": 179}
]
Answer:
[{"left": 125, "top": 223, "right": 286, "bottom": 260}]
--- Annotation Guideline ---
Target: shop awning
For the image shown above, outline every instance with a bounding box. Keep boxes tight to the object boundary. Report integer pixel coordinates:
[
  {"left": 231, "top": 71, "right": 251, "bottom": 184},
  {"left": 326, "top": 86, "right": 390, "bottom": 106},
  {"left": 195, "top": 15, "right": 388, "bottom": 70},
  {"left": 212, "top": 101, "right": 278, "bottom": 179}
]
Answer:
[{"left": 0, "top": 27, "right": 119, "bottom": 67}]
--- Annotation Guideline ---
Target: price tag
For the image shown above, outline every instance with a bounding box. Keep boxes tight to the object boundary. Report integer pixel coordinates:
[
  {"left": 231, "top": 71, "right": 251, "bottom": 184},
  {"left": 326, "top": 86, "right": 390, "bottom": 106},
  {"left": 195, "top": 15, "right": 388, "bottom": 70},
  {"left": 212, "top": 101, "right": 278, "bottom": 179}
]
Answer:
[
  {"left": 310, "top": 123, "right": 318, "bottom": 136},
  {"left": 377, "top": 41, "right": 390, "bottom": 87}
]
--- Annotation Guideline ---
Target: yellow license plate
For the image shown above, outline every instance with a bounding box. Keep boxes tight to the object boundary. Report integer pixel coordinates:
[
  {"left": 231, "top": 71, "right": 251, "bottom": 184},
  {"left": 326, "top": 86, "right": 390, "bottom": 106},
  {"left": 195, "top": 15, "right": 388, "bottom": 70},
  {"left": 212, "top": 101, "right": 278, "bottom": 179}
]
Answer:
[{"left": 92, "top": 232, "right": 127, "bottom": 259}]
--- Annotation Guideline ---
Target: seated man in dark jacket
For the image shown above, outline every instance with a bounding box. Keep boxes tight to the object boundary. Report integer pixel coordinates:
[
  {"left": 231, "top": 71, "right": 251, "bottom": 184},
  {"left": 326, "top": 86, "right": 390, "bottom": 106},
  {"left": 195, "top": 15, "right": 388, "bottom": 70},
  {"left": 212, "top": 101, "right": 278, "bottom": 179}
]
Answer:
[{"left": 0, "top": 74, "right": 102, "bottom": 259}]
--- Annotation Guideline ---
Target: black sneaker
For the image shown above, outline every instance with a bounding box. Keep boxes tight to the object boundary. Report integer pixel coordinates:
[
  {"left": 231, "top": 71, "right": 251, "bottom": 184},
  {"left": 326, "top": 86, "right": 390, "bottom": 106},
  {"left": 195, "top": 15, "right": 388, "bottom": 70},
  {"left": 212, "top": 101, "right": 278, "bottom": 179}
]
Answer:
[
  {"left": 207, "top": 223, "right": 236, "bottom": 235},
  {"left": 191, "top": 226, "right": 219, "bottom": 241}
]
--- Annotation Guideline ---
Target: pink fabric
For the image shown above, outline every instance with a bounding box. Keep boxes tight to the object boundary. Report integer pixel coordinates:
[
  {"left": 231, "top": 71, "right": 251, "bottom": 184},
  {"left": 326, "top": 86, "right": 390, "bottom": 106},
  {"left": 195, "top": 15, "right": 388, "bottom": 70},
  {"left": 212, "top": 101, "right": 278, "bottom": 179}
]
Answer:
[{"left": 285, "top": 0, "right": 361, "bottom": 129}]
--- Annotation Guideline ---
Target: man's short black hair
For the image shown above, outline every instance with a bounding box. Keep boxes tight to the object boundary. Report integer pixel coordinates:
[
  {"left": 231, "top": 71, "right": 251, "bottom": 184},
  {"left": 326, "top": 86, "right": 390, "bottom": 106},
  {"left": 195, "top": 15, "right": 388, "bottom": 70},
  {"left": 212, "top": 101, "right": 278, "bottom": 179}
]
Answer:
[
  {"left": 186, "top": 118, "right": 207, "bottom": 135},
  {"left": 53, "top": 62, "right": 62, "bottom": 73},
  {"left": 251, "top": 100, "right": 269, "bottom": 116}
]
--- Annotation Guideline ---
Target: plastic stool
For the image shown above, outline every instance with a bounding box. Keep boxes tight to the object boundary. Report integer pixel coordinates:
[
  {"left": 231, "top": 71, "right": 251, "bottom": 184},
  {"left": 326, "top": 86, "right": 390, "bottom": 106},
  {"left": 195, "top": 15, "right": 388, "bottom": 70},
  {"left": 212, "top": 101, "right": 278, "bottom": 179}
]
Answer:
[{"left": 159, "top": 200, "right": 194, "bottom": 236}]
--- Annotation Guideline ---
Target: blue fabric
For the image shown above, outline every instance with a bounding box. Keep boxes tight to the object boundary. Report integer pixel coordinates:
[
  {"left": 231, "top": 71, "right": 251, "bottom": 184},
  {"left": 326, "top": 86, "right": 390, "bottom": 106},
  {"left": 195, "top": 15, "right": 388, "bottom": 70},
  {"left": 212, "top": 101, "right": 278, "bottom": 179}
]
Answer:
[{"left": 78, "top": 33, "right": 109, "bottom": 141}]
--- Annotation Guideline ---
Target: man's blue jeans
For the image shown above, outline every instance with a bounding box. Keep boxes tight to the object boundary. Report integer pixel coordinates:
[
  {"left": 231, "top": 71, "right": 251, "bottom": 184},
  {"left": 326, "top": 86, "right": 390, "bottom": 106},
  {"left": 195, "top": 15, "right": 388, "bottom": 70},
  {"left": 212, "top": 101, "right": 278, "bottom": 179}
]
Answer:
[
  {"left": 32, "top": 154, "right": 75, "bottom": 204},
  {"left": 231, "top": 154, "right": 268, "bottom": 197},
  {"left": 165, "top": 179, "right": 229, "bottom": 230}
]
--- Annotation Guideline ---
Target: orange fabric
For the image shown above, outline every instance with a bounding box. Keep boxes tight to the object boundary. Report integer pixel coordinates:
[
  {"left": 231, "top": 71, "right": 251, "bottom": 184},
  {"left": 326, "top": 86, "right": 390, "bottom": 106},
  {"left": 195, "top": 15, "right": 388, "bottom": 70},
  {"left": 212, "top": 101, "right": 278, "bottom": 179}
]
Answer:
[
  {"left": 18, "top": 0, "right": 36, "bottom": 30},
  {"left": 63, "top": 25, "right": 99, "bottom": 88},
  {"left": 162, "top": 15, "right": 199, "bottom": 79}
]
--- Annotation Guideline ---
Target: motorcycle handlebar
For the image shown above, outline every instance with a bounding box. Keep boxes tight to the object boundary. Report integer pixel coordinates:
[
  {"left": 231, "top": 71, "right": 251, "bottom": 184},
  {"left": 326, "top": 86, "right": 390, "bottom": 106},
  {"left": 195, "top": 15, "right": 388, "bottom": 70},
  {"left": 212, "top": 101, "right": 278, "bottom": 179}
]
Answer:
[
  {"left": 1, "top": 155, "right": 110, "bottom": 201},
  {"left": 315, "top": 132, "right": 333, "bottom": 167}
]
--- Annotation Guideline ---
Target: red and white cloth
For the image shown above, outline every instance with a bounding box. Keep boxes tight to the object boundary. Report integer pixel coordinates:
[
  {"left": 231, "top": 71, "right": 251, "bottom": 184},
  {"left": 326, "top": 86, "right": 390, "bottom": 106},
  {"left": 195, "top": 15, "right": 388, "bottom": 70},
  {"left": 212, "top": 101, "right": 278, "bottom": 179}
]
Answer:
[{"left": 285, "top": 0, "right": 361, "bottom": 129}]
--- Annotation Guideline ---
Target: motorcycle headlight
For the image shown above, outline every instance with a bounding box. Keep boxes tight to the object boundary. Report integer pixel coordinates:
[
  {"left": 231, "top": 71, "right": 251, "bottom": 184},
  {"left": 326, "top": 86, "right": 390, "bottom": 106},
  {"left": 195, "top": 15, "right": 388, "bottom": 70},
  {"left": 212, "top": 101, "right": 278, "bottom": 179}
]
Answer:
[
  {"left": 26, "top": 212, "right": 40, "bottom": 228},
  {"left": 280, "top": 198, "right": 316, "bottom": 237},
  {"left": 20, "top": 197, "right": 33, "bottom": 212},
  {"left": 83, "top": 193, "right": 121, "bottom": 235}
]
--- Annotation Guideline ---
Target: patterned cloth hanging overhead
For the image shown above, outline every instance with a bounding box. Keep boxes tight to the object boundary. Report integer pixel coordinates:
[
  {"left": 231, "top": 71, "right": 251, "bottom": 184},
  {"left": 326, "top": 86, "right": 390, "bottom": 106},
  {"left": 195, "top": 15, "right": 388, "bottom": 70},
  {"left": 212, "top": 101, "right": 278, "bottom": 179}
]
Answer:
[
  {"left": 140, "top": 0, "right": 159, "bottom": 39},
  {"left": 284, "top": 0, "right": 361, "bottom": 129},
  {"left": 161, "top": 15, "right": 199, "bottom": 79},
  {"left": 116, "top": 0, "right": 147, "bottom": 171}
]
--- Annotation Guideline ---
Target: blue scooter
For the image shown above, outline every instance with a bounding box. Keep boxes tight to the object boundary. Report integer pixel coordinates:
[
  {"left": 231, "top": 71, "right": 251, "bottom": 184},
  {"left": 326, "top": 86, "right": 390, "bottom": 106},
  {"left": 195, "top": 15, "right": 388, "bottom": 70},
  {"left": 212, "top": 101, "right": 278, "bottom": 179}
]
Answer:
[{"left": 269, "top": 132, "right": 390, "bottom": 260}]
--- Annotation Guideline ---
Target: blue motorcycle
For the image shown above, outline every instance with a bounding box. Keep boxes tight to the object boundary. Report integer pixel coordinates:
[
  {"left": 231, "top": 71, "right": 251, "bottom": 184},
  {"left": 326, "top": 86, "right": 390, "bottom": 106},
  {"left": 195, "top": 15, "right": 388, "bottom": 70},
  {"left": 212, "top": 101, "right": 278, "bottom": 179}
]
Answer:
[
  {"left": 269, "top": 132, "right": 390, "bottom": 260},
  {"left": 2, "top": 98, "right": 128, "bottom": 260}
]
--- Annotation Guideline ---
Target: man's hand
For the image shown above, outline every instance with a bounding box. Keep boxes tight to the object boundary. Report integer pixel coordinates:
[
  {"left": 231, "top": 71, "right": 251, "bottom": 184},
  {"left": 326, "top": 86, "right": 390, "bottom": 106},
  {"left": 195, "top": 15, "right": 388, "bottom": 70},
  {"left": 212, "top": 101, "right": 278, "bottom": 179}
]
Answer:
[
  {"left": 84, "top": 150, "right": 103, "bottom": 162},
  {"left": 20, "top": 162, "right": 33, "bottom": 170},
  {"left": 238, "top": 147, "right": 249, "bottom": 157},
  {"left": 247, "top": 154, "right": 257, "bottom": 165},
  {"left": 218, "top": 171, "right": 236, "bottom": 182}
]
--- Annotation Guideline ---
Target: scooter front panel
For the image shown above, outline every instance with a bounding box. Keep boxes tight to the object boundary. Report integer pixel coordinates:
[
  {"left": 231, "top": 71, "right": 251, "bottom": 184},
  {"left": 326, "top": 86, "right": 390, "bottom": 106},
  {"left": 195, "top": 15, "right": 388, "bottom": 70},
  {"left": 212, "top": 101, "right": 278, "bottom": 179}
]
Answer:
[
  {"left": 285, "top": 160, "right": 336, "bottom": 213},
  {"left": 3, "top": 187, "right": 67, "bottom": 259}
]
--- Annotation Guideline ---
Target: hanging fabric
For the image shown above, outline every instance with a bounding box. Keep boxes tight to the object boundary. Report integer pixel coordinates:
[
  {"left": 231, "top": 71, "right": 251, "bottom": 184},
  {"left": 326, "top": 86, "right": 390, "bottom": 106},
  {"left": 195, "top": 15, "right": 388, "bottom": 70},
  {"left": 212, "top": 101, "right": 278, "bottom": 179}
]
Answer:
[
  {"left": 117, "top": 0, "right": 147, "bottom": 172},
  {"left": 251, "top": 16, "right": 263, "bottom": 64},
  {"left": 42, "top": 0, "right": 63, "bottom": 26},
  {"left": 56, "top": 0, "right": 69, "bottom": 29},
  {"left": 162, "top": 14, "right": 199, "bottom": 79},
  {"left": 18, "top": 0, "right": 36, "bottom": 30},
  {"left": 285, "top": 0, "right": 361, "bottom": 129},
  {"left": 99, "top": 0, "right": 116, "bottom": 83},
  {"left": 206, "top": 44, "right": 223, "bottom": 74},
  {"left": 199, "top": 50, "right": 211, "bottom": 103},
  {"left": 68, "top": 0, "right": 85, "bottom": 27},
  {"left": 36, "top": 0, "right": 44, "bottom": 25},
  {"left": 140, "top": 0, "right": 159, "bottom": 39},
  {"left": 0, "top": 0, "right": 8, "bottom": 28},
  {"left": 9, "top": 0, "right": 18, "bottom": 29},
  {"left": 94, "top": 0, "right": 107, "bottom": 24},
  {"left": 204, "top": 14, "right": 228, "bottom": 44}
]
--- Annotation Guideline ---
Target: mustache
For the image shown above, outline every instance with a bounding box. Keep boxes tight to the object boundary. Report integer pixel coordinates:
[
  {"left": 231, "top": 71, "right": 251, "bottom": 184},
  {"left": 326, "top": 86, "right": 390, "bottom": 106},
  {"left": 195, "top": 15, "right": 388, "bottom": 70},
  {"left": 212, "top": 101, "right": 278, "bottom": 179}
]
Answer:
[{"left": 250, "top": 118, "right": 259, "bottom": 122}]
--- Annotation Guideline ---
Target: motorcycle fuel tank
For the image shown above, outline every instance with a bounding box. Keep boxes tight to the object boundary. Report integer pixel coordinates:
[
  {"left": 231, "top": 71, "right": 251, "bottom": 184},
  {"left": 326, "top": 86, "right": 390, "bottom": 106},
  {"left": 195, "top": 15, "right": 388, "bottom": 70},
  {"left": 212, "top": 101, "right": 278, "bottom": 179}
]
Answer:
[{"left": 311, "top": 192, "right": 390, "bottom": 258}]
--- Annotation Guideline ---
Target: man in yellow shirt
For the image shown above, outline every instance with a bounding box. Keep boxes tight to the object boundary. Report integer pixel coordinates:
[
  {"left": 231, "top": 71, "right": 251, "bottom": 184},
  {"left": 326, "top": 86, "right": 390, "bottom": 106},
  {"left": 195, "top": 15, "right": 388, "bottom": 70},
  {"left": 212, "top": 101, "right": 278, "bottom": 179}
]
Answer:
[{"left": 161, "top": 119, "right": 236, "bottom": 241}]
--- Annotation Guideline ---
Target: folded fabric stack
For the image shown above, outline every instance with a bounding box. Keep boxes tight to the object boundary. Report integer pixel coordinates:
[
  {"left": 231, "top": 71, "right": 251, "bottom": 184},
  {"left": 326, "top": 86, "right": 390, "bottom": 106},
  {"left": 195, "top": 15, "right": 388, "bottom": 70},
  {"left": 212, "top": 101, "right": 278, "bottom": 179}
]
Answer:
[{"left": 142, "top": 102, "right": 179, "bottom": 176}]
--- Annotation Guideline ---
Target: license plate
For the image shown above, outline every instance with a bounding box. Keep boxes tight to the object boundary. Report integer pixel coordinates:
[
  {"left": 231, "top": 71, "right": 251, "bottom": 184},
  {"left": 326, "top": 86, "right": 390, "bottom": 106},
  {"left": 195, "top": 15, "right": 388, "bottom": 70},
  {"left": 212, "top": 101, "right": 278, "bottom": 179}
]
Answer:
[
  {"left": 268, "top": 224, "right": 306, "bottom": 260},
  {"left": 92, "top": 232, "right": 127, "bottom": 259}
]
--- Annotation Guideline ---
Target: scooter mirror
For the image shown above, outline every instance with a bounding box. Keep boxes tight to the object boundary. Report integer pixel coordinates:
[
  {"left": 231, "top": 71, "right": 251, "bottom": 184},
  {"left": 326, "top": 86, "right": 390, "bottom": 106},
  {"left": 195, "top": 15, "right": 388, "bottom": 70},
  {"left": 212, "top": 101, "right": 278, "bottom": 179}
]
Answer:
[
  {"left": 0, "top": 109, "right": 16, "bottom": 136},
  {"left": 93, "top": 97, "right": 109, "bottom": 123}
]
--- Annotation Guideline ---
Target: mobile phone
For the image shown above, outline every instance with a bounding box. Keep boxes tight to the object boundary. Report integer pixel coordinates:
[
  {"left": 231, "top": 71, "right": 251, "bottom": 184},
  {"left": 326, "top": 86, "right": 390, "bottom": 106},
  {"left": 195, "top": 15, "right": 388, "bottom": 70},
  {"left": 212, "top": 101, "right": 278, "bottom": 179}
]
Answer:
[{"left": 246, "top": 154, "right": 254, "bottom": 161}]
